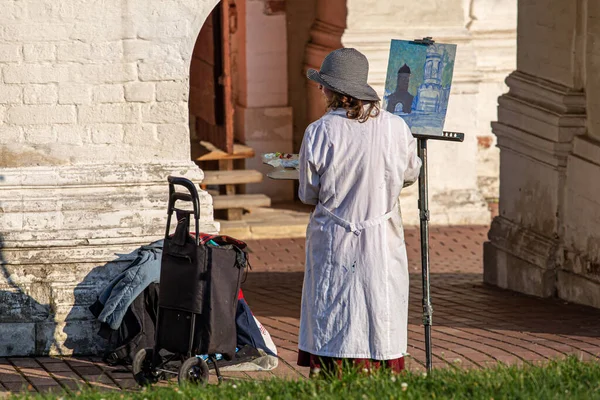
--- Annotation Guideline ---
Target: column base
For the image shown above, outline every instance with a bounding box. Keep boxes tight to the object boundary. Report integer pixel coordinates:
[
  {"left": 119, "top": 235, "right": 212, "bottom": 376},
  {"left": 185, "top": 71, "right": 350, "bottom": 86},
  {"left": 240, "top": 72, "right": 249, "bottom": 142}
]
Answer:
[
  {"left": 559, "top": 135, "right": 600, "bottom": 308},
  {"left": 484, "top": 217, "right": 557, "bottom": 298},
  {"left": 0, "top": 161, "right": 217, "bottom": 356}
]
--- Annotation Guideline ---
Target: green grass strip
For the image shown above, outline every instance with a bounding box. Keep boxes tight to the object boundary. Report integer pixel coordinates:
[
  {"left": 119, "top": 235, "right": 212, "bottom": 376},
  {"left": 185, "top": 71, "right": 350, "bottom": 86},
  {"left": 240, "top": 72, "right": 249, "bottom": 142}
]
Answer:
[{"left": 7, "top": 356, "right": 600, "bottom": 400}]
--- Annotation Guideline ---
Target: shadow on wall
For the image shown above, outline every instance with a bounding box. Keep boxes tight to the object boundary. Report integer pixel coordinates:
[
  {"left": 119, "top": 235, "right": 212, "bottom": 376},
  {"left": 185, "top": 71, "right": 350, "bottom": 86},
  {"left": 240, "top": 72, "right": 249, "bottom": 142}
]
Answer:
[
  {"left": 61, "top": 252, "right": 137, "bottom": 356},
  {"left": 0, "top": 174, "right": 63, "bottom": 356},
  {"left": 0, "top": 170, "right": 134, "bottom": 356}
]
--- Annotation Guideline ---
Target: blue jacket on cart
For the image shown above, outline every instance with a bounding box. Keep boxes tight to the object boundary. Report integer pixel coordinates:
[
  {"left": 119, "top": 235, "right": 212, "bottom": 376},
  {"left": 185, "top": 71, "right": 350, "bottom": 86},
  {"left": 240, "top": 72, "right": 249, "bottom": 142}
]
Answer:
[{"left": 94, "top": 240, "right": 163, "bottom": 330}]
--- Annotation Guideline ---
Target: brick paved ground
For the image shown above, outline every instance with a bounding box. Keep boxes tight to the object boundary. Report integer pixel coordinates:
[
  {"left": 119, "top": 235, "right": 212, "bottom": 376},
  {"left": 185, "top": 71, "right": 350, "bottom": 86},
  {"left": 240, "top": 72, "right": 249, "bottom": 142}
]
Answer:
[{"left": 2, "top": 226, "right": 600, "bottom": 394}]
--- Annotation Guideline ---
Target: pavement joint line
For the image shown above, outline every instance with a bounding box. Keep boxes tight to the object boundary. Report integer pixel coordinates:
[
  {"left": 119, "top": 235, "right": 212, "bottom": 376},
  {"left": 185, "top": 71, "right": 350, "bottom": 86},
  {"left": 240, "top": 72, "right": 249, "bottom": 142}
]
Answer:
[
  {"left": 428, "top": 326, "right": 535, "bottom": 363},
  {"left": 429, "top": 308, "right": 591, "bottom": 360},
  {"left": 260, "top": 317, "right": 301, "bottom": 334},
  {"left": 525, "top": 332, "right": 600, "bottom": 360},
  {"left": 62, "top": 359, "right": 95, "bottom": 390},
  {"left": 407, "top": 328, "right": 495, "bottom": 366},
  {"left": 419, "top": 318, "right": 552, "bottom": 361},
  {"left": 553, "top": 333, "right": 600, "bottom": 348},
  {"left": 275, "top": 356, "right": 305, "bottom": 379},
  {"left": 6, "top": 359, "right": 39, "bottom": 393},
  {"left": 404, "top": 341, "right": 462, "bottom": 367},
  {"left": 35, "top": 358, "right": 71, "bottom": 393}
]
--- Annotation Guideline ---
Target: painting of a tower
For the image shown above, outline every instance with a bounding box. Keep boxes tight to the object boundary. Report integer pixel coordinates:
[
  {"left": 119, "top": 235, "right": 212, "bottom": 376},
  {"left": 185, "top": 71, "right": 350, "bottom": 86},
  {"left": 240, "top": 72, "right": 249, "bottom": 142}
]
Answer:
[{"left": 383, "top": 40, "right": 456, "bottom": 135}]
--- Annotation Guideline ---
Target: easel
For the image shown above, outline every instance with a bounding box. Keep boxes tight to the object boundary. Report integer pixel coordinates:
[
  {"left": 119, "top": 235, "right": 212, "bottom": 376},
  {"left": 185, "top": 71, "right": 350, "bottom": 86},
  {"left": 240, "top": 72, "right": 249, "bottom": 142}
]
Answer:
[{"left": 411, "top": 37, "right": 465, "bottom": 372}]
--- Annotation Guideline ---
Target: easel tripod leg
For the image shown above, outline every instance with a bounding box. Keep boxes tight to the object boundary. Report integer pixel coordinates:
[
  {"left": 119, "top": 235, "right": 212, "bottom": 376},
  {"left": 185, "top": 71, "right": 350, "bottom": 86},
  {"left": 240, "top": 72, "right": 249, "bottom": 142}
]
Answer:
[{"left": 417, "top": 138, "right": 433, "bottom": 372}]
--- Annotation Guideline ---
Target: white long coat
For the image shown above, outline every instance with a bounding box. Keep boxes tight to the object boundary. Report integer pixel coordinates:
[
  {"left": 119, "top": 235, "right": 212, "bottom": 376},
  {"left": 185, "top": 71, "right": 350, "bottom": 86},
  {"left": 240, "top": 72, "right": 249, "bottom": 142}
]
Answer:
[{"left": 298, "top": 108, "right": 421, "bottom": 360}]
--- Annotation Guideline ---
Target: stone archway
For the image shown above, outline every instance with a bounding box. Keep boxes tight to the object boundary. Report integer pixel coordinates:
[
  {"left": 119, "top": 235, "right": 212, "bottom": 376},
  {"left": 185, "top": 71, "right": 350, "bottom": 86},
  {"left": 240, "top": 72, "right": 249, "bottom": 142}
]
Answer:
[{"left": 0, "top": 0, "right": 222, "bottom": 356}]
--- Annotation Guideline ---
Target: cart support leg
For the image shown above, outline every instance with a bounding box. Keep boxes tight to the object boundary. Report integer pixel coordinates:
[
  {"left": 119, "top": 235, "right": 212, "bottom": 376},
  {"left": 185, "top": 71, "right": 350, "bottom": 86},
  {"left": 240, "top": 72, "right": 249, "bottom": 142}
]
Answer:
[
  {"left": 417, "top": 138, "right": 433, "bottom": 372},
  {"left": 209, "top": 355, "right": 223, "bottom": 383},
  {"left": 187, "top": 314, "right": 196, "bottom": 358}
]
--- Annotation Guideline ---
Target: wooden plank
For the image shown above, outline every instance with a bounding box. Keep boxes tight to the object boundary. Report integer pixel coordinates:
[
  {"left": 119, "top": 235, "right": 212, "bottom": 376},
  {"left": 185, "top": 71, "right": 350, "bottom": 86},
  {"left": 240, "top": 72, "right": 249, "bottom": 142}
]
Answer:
[
  {"left": 194, "top": 118, "right": 227, "bottom": 156},
  {"left": 195, "top": 141, "right": 255, "bottom": 161},
  {"left": 192, "top": 16, "right": 214, "bottom": 62},
  {"left": 220, "top": 0, "right": 234, "bottom": 154},
  {"left": 190, "top": 7, "right": 217, "bottom": 126},
  {"left": 189, "top": 61, "right": 217, "bottom": 125},
  {"left": 218, "top": 159, "right": 236, "bottom": 195},
  {"left": 188, "top": 0, "right": 235, "bottom": 154},
  {"left": 267, "top": 169, "right": 299, "bottom": 180},
  {"left": 212, "top": 194, "right": 271, "bottom": 210},
  {"left": 202, "top": 170, "right": 263, "bottom": 185}
]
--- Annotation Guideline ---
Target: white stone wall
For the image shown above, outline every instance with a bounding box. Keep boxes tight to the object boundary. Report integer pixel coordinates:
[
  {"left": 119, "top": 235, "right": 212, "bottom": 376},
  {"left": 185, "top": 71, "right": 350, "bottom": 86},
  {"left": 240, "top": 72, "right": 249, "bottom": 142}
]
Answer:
[
  {"left": 0, "top": 0, "right": 222, "bottom": 356},
  {"left": 341, "top": 0, "right": 517, "bottom": 224},
  {"left": 0, "top": 0, "right": 219, "bottom": 167}
]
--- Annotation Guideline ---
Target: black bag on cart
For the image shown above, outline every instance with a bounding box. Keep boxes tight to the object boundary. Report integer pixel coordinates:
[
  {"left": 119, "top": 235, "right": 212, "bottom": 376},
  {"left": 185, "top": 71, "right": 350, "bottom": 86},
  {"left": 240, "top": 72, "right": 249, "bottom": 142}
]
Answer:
[
  {"left": 156, "top": 177, "right": 246, "bottom": 361},
  {"left": 94, "top": 282, "right": 160, "bottom": 366}
]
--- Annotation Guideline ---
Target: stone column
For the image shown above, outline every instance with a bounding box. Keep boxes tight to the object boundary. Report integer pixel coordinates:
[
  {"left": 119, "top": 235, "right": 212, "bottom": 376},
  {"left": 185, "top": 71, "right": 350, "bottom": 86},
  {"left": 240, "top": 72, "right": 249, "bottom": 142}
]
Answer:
[
  {"left": 484, "top": 0, "right": 600, "bottom": 308},
  {"left": 556, "top": 0, "right": 600, "bottom": 307},
  {"left": 303, "top": 0, "right": 347, "bottom": 126},
  {"left": 0, "top": 0, "right": 221, "bottom": 356}
]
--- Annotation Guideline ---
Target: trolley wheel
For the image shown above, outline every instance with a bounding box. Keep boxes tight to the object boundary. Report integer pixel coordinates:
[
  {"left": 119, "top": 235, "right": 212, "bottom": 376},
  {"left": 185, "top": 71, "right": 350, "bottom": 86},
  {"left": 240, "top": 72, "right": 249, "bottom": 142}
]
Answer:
[
  {"left": 178, "top": 357, "right": 209, "bottom": 385},
  {"left": 132, "top": 348, "right": 161, "bottom": 386}
]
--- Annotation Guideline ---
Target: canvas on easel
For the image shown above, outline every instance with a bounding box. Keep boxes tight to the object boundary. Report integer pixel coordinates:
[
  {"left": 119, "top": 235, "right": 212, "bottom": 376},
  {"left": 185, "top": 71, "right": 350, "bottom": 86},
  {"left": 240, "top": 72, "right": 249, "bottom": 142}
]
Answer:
[
  {"left": 383, "top": 38, "right": 462, "bottom": 373},
  {"left": 382, "top": 40, "right": 457, "bottom": 136}
]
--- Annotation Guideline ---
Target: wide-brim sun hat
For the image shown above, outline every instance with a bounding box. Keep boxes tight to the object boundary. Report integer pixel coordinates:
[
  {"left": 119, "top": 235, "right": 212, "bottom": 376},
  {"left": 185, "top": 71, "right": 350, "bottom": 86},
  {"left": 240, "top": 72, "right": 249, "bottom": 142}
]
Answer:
[{"left": 307, "top": 48, "right": 380, "bottom": 102}]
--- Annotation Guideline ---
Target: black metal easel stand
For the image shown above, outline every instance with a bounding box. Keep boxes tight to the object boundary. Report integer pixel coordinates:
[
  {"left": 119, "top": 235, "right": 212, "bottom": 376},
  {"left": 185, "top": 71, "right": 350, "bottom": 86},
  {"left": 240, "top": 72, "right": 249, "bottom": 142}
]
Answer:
[
  {"left": 409, "top": 35, "right": 466, "bottom": 373},
  {"left": 417, "top": 137, "right": 433, "bottom": 372},
  {"left": 413, "top": 131, "right": 464, "bottom": 373}
]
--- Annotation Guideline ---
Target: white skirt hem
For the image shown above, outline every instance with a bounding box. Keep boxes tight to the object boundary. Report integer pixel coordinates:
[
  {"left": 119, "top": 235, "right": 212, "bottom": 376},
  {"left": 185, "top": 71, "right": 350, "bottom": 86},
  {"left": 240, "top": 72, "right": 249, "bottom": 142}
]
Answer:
[{"left": 298, "top": 344, "right": 406, "bottom": 361}]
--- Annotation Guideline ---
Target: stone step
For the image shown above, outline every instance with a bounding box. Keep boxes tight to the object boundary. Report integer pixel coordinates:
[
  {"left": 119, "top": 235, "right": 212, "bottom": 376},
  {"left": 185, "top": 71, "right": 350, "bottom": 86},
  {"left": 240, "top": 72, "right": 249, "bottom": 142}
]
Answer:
[
  {"left": 202, "top": 169, "right": 263, "bottom": 185},
  {"left": 212, "top": 194, "right": 271, "bottom": 210},
  {"left": 217, "top": 205, "right": 312, "bottom": 240}
]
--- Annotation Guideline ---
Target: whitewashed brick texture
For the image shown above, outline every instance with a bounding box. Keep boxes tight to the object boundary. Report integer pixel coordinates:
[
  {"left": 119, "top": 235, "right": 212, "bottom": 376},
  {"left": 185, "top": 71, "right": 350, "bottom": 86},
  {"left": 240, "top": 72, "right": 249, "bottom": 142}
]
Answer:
[
  {"left": 156, "top": 81, "right": 188, "bottom": 102},
  {"left": 92, "top": 85, "right": 125, "bottom": 104},
  {"left": 23, "top": 44, "right": 56, "bottom": 62},
  {"left": 124, "top": 82, "right": 155, "bottom": 102},
  {"left": 24, "top": 85, "right": 58, "bottom": 105},
  {"left": 0, "top": 0, "right": 218, "bottom": 357},
  {"left": 0, "top": 85, "right": 23, "bottom": 104},
  {"left": 0, "top": 44, "right": 21, "bottom": 62},
  {"left": 0, "top": 0, "right": 213, "bottom": 165},
  {"left": 0, "top": 126, "right": 23, "bottom": 144}
]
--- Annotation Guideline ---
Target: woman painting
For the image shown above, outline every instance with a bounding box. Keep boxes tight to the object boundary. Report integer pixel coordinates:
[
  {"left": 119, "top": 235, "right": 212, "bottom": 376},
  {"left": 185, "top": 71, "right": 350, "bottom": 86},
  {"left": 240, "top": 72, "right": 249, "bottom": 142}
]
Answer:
[{"left": 297, "top": 48, "right": 422, "bottom": 376}]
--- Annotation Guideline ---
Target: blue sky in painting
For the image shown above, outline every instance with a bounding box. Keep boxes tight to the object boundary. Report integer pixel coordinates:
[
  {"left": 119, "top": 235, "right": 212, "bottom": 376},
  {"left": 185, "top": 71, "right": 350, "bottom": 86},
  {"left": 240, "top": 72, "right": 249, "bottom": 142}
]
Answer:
[{"left": 384, "top": 40, "right": 429, "bottom": 97}]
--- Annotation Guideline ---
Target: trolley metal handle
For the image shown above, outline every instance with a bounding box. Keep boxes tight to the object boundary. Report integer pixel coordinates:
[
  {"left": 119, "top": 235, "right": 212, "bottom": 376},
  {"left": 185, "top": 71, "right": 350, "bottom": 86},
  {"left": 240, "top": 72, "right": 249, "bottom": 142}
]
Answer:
[{"left": 165, "top": 176, "right": 200, "bottom": 245}]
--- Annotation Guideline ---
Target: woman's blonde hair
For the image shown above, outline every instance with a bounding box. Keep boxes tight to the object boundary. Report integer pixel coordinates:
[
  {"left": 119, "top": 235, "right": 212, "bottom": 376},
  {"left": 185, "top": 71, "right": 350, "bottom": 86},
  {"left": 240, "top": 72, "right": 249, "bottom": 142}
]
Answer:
[{"left": 326, "top": 91, "right": 380, "bottom": 123}]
